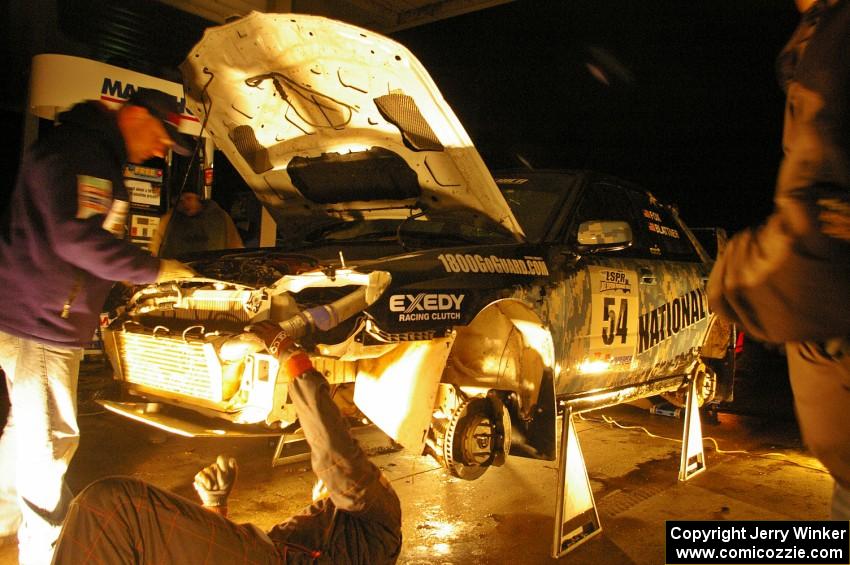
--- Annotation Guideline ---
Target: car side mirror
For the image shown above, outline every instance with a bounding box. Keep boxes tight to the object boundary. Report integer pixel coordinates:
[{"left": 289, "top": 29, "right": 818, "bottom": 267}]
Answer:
[{"left": 575, "top": 220, "right": 633, "bottom": 252}]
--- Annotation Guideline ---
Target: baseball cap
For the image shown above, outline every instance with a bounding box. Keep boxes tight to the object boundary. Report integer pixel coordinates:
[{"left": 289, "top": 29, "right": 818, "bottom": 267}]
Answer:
[{"left": 125, "top": 88, "right": 194, "bottom": 156}]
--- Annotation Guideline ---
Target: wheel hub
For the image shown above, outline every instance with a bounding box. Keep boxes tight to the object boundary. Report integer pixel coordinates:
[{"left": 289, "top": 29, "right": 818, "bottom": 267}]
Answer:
[{"left": 441, "top": 396, "right": 510, "bottom": 480}]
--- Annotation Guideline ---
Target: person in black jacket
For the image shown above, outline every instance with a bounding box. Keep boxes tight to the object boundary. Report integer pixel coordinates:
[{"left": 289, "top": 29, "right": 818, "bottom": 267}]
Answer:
[
  {"left": 50, "top": 323, "right": 402, "bottom": 564},
  {"left": 708, "top": 0, "right": 850, "bottom": 518},
  {"left": 0, "top": 88, "right": 196, "bottom": 563},
  {"left": 151, "top": 187, "right": 244, "bottom": 258}
]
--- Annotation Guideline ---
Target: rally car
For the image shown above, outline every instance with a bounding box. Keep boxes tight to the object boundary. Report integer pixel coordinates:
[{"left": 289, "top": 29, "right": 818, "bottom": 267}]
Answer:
[{"left": 100, "top": 12, "right": 733, "bottom": 479}]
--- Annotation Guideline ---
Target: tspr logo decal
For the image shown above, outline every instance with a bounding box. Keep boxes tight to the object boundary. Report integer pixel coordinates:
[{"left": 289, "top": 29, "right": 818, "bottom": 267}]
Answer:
[
  {"left": 598, "top": 269, "right": 632, "bottom": 294},
  {"left": 389, "top": 293, "right": 464, "bottom": 322}
]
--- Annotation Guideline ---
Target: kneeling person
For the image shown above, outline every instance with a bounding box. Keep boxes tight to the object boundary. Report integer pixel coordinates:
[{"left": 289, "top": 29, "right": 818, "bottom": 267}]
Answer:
[{"left": 51, "top": 322, "right": 402, "bottom": 564}]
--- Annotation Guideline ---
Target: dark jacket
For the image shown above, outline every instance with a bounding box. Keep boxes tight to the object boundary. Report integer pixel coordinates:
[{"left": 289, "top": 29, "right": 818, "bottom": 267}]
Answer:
[
  {"left": 708, "top": 0, "right": 850, "bottom": 343},
  {"left": 267, "top": 369, "right": 402, "bottom": 564},
  {"left": 0, "top": 101, "right": 161, "bottom": 347},
  {"left": 154, "top": 199, "right": 244, "bottom": 258}
]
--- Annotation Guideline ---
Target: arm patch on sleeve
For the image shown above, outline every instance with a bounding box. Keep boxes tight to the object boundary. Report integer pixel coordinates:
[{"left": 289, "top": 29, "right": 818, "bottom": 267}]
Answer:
[{"left": 76, "top": 175, "right": 112, "bottom": 219}]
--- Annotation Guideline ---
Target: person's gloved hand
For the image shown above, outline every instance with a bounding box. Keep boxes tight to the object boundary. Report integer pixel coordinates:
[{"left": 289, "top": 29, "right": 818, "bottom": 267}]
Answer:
[
  {"left": 246, "top": 321, "right": 313, "bottom": 380},
  {"left": 193, "top": 455, "right": 238, "bottom": 508},
  {"left": 156, "top": 259, "right": 197, "bottom": 282}
]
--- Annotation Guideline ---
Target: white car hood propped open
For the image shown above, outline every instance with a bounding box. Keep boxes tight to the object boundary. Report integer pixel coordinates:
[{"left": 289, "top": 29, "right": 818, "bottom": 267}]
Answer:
[{"left": 180, "top": 11, "right": 524, "bottom": 239}]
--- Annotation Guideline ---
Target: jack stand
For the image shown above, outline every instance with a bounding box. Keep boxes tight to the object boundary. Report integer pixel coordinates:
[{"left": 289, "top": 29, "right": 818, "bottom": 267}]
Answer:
[
  {"left": 271, "top": 432, "right": 311, "bottom": 467},
  {"left": 552, "top": 406, "right": 601, "bottom": 558},
  {"left": 678, "top": 375, "right": 706, "bottom": 481},
  {"left": 271, "top": 423, "right": 389, "bottom": 467}
]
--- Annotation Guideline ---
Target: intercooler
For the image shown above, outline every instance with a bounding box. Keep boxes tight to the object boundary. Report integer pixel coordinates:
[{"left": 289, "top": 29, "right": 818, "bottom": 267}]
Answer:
[
  {"left": 108, "top": 326, "right": 365, "bottom": 394},
  {"left": 106, "top": 328, "right": 230, "bottom": 404}
]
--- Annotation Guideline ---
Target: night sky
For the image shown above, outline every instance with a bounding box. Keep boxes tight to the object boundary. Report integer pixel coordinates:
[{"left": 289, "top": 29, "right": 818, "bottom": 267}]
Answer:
[{"left": 394, "top": 0, "right": 801, "bottom": 233}]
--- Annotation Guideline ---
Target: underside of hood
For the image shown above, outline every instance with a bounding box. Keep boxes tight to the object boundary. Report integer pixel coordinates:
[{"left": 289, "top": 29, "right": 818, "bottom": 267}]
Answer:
[{"left": 180, "top": 11, "right": 524, "bottom": 239}]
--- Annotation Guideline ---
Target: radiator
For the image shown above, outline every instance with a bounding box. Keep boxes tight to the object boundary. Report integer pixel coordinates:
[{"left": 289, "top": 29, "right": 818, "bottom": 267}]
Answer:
[{"left": 116, "top": 331, "right": 224, "bottom": 402}]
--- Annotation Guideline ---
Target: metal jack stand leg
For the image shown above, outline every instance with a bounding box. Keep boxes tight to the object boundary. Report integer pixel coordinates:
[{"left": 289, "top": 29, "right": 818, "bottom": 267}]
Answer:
[
  {"left": 271, "top": 432, "right": 311, "bottom": 467},
  {"left": 678, "top": 376, "right": 706, "bottom": 481},
  {"left": 272, "top": 423, "right": 385, "bottom": 467},
  {"left": 552, "top": 406, "right": 601, "bottom": 558}
]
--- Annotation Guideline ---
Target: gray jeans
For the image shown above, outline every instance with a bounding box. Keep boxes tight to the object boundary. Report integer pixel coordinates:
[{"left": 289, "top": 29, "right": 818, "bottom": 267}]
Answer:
[
  {"left": 0, "top": 330, "right": 81, "bottom": 565},
  {"left": 787, "top": 339, "right": 850, "bottom": 518},
  {"left": 832, "top": 482, "right": 850, "bottom": 520}
]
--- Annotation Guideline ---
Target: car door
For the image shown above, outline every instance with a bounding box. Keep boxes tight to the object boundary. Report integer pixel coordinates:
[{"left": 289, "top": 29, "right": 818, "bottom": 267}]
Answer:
[
  {"left": 622, "top": 187, "right": 712, "bottom": 380},
  {"left": 556, "top": 178, "right": 658, "bottom": 397},
  {"left": 551, "top": 176, "right": 710, "bottom": 399}
]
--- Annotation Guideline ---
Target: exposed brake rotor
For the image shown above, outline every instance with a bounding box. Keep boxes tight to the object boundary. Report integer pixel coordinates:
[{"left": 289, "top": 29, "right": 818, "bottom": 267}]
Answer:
[{"left": 442, "top": 396, "right": 511, "bottom": 480}]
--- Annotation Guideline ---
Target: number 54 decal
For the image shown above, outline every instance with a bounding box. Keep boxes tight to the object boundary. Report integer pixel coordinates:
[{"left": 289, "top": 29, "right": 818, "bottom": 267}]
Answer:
[
  {"left": 602, "top": 297, "right": 629, "bottom": 345},
  {"left": 589, "top": 266, "right": 639, "bottom": 358}
]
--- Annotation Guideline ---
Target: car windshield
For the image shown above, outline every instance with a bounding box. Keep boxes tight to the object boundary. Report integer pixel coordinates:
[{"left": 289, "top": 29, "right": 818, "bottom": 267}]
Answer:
[
  {"left": 300, "top": 213, "right": 516, "bottom": 247},
  {"left": 495, "top": 171, "right": 577, "bottom": 242}
]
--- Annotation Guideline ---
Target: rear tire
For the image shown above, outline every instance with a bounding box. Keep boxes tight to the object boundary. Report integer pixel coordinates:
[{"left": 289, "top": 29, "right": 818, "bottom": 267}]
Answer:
[{"left": 661, "top": 363, "right": 717, "bottom": 408}]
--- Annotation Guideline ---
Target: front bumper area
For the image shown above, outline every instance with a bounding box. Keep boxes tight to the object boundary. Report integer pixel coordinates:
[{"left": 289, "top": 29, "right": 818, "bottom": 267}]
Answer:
[{"left": 102, "top": 266, "right": 391, "bottom": 428}]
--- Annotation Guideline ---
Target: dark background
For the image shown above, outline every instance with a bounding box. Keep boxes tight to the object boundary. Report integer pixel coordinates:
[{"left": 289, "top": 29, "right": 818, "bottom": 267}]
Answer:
[
  {"left": 0, "top": 0, "right": 802, "bottom": 234},
  {"left": 395, "top": 1, "right": 800, "bottom": 233}
]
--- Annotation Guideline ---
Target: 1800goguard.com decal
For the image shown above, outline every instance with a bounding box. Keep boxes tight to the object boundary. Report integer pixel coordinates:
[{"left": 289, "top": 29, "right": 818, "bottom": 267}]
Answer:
[
  {"left": 389, "top": 293, "right": 464, "bottom": 322},
  {"left": 638, "top": 288, "right": 707, "bottom": 353},
  {"left": 437, "top": 253, "right": 549, "bottom": 276}
]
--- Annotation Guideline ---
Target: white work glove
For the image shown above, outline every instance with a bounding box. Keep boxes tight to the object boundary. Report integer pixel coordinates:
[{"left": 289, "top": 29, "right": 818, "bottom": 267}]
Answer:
[
  {"left": 156, "top": 258, "right": 197, "bottom": 282},
  {"left": 193, "top": 455, "right": 238, "bottom": 507}
]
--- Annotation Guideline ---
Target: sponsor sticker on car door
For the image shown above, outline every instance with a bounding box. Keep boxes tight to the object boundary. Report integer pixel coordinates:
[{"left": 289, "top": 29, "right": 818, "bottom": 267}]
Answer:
[{"left": 587, "top": 265, "right": 639, "bottom": 368}]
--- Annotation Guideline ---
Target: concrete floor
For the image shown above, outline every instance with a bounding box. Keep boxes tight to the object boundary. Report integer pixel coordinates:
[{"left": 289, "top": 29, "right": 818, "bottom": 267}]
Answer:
[{"left": 0, "top": 358, "right": 834, "bottom": 564}]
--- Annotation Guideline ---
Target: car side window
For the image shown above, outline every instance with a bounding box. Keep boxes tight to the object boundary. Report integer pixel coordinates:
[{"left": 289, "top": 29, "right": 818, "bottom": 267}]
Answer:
[
  {"left": 626, "top": 190, "right": 701, "bottom": 262},
  {"left": 570, "top": 181, "right": 644, "bottom": 258},
  {"left": 570, "top": 180, "right": 701, "bottom": 262}
]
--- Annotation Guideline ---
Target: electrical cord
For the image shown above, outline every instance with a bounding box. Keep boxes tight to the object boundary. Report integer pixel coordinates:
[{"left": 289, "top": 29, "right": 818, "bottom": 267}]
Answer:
[
  {"left": 245, "top": 72, "right": 354, "bottom": 129},
  {"left": 577, "top": 412, "right": 829, "bottom": 475}
]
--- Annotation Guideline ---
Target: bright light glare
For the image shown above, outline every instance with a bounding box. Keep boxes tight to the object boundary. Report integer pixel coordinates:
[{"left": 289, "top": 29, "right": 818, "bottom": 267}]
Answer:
[
  {"left": 578, "top": 358, "right": 610, "bottom": 374},
  {"left": 355, "top": 343, "right": 435, "bottom": 427},
  {"left": 512, "top": 319, "right": 554, "bottom": 366},
  {"left": 429, "top": 521, "right": 456, "bottom": 540},
  {"left": 323, "top": 143, "right": 372, "bottom": 154},
  {"left": 480, "top": 356, "right": 502, "bottom": 374}
]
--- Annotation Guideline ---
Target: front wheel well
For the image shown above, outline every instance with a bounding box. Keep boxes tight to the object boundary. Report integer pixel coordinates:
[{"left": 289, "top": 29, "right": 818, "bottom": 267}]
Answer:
[{"left": 442, "top": 300, "right": 554, "bottom": 420}]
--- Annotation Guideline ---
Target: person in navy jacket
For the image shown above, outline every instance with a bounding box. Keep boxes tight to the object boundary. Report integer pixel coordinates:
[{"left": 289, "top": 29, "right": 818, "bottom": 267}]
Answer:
[{"left": 0, "top": 88, "right": 196, "bottom": 564}]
